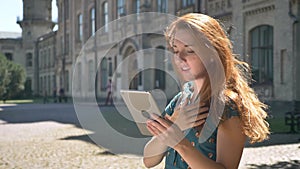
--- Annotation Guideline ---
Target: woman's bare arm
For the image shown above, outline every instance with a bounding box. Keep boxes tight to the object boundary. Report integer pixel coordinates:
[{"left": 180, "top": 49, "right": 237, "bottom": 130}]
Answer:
[
  {"left": 174, "top": 117, "right": 246, "bottom": 169},
  {"left": 143, "top": 136, "right": 168, "bottom": 168}
]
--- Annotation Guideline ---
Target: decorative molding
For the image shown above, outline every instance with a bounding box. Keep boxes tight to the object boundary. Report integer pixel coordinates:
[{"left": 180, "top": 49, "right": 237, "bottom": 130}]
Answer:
[{"left": 245, "top": 5, "right": 275, "bottom": 16}]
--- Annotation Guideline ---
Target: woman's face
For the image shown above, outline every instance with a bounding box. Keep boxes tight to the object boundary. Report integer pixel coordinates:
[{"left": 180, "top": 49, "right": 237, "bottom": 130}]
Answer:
[{"left": 171, "top": 29, "right": 207, "bottom": 82}]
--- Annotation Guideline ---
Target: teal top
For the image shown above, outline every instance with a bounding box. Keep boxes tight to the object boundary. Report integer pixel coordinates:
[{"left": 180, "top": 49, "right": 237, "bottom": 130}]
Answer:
[{"left": 162, "top": 83, "right": 239, "bottom": 169}]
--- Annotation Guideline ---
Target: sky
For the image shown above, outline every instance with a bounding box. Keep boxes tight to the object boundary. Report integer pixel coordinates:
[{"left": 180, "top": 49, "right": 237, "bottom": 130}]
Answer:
[{"left": 0, "top": 0, "right": 58, "bottom": 33}]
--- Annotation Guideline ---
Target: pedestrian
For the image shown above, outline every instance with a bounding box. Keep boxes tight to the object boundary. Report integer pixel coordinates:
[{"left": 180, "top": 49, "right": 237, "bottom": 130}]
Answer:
[
  {"left": 105, "top": 79, "right": 113, "bottom": 105},
  {"left": 143, "top": 13, "right": 270, "bottom": 169},
  {"left": 53, "top": 88, "right": 57, "bottom": 103},
  {"left": 59, "top": 88, "right": 65, "bottom": 103}
]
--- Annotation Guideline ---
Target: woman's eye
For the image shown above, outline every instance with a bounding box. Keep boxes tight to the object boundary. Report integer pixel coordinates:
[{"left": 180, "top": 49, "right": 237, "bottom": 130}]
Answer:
[{"left": 173, "top": 51, "right": 179, "bottom": 54}]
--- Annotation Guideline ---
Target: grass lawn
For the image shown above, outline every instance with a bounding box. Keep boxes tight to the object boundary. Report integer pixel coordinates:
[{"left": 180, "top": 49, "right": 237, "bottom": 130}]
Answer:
[
  {"left": 0, "top": 99, "right": 34, "bottom": 104},
  {"left": 0, "top": 98, "right": 45, "bottom": 104},
  {"left": 267, "top": 116, "right": 295, "bottom": 133}
]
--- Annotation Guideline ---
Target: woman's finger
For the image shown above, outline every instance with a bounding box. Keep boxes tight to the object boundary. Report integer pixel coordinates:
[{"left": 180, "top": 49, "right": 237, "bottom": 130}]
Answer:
[
  {"left": 191, "top": 119, "right": 206, "bottom": 128},
  {"left": 148, "top": 119, "right": 169, "bottom": 132},
  {"left": 146, "top": 123, "right": 158, "bottom": 136},
  {"left": 186, "top": 107, "right": 209, "bottom": 117},
  {"left": 185, "top": 103, "right": 208, "bottom": 114},
  {"left": 155, "top": 117, "right": 172, "bottom": 129},
  {"left": 189, "top": 111, "right": 209, "bottom": 121}
]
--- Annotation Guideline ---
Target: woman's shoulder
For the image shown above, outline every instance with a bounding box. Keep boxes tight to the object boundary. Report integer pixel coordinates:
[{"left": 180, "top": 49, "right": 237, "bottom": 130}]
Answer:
[{"left": 222, "top": 96, "right": 240, "bottom": 120}]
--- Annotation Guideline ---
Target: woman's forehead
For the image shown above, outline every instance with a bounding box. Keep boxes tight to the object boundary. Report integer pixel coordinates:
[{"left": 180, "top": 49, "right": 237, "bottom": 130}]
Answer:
[{"left": 171, "top": 29, "right": 195, "bottom": 47}]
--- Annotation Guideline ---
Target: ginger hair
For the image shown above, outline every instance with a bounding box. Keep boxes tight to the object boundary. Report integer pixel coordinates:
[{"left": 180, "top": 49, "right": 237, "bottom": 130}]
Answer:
[{"left": 165, "top": 13, "right": 270, "bottom": 143}]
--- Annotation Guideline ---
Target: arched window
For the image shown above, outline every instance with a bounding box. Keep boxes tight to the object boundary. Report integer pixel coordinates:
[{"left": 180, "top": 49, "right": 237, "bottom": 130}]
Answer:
[
  {"left": 78, "top": 13, "right": 83, "bottom": 41},
  {"left": 157, "top": 0, "right": 167, "bottom": 13},
  {"left": 101, "top": 58, "right": 108, "bottom": 91},
  {"left": 135, "top": 0, "right": 140, "bottom": 14},
  {"left": 250, "top": 25, "right": 273, "bottom": 84},
  {"left": 90, "top": 7, "right": 96, "bottom": 36},
  {"left": 102, "top": 2, "right": 109, "bottom": 32},
  {"left": 117, "top": 0, "right": 126, "bottom": 17},
  {"left": 182, "top": 0, "right": 195, "bottom": 8}
]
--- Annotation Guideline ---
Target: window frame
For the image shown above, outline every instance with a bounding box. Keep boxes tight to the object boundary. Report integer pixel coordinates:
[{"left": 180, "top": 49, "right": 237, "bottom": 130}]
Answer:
[
  {"left": 250, "top": 25, "right": 274, "bottom": 85},
  {"left": 26, "top": 53, "right": 33, "bottom": 67}
]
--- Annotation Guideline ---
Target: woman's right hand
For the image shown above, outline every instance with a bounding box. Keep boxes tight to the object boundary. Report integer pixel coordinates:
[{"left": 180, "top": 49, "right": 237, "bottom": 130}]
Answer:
[{"left": 165, "top": 102, "right": 209, "bottom": 130}]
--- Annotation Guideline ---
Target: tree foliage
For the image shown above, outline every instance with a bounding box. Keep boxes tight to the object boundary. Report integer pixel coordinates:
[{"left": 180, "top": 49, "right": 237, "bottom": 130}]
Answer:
[{"left": 0, "top": 53, "right": 26, "bottom": 100}]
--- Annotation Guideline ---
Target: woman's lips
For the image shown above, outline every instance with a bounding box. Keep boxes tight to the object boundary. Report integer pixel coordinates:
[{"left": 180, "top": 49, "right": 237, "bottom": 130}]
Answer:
[{"left": 181, "top": 66, "right": 190, "bottom": 71}]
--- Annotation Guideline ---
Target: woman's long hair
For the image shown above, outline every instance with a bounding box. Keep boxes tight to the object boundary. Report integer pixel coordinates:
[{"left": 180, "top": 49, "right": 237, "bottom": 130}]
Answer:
[{"left": 165, "top": 13, "right": 269, "bottom": 143}]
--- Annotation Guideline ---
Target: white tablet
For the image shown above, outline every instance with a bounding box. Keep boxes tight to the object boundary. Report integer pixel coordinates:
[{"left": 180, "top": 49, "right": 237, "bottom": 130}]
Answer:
[{"left": 120, "top": 90, "right": 164, "bottom": 136}]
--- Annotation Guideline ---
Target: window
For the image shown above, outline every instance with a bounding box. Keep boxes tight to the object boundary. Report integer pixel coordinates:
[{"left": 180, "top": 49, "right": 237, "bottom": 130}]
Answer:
[
  {"left": 157, "top": 0, "right": 167, "bottom": 13},
  {"left": 78, "top": 14, "right": 83, "bottom": 41},
  {"left": 135, "top": 0, "right": 140, "bottom": 14},
  {"left": 65, "top": 70, "right": 69, "bottom": 92},
  {"left": 26, "top": 53, "right": 33, "bottom": 67},
  {"left": 250, "top": 25, "right": 273, "bottom": 84},
  {"left": 64, "top": 0, "right": 69, "bottom": 19},
  {"left": 117, "top": 0, "right": 126, "bottom": 17},
  {"left": 4, "top": 53, "right": 13, "bottom": 61},
  {"left": 40, "top": 77, "right": 43, "bottom": 93},
  {"left": 53, "top": 75, "right": 56, "bottom": 89},
  {"left": 25, "top": 78, "right": 32, "bottom": 95},
  {"left": 102, "top": 2, "right": 109, "bottom": 32},
  {"left": 101, "top": 58, "right": 108, "bottom": 91},
  {"left": 182, "top": 0, "right": 195, "bottom": 8},
  {"left": 88, "top": 60, "right": 94, "bottom": 91},
  {"left": 65, "top": 33, "right": 69, "bottom": 54},
  {"left": 90, "top": 7, "right": 96, "bottom": 36},
  {"left": 48, "top": 48, "right": 51, "bottom": 67}
]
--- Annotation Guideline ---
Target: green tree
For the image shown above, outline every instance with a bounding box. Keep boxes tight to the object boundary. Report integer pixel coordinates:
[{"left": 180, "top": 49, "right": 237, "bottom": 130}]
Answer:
[
  {"left": 0, "top": 53, "right": 26, "bottom": 101},
  {"left": 0, "top": 54, "right": 10, "bottom": 100}
]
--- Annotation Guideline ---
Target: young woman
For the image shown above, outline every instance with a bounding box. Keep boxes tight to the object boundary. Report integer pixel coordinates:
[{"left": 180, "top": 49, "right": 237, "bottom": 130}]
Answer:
[{"left": 143, "top": 13, "right": 270, "bottom": 169}]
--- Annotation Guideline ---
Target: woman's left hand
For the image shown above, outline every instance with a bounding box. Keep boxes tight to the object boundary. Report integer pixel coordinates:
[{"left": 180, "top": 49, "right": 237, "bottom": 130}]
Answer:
[{"left": 146, "top": 114, "right": 186, "bottom": 149}]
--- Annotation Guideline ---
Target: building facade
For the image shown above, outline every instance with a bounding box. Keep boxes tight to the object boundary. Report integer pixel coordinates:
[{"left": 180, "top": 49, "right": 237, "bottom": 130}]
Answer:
[{"left": 0, "top": 0, "right": 299, "bottom": 113}]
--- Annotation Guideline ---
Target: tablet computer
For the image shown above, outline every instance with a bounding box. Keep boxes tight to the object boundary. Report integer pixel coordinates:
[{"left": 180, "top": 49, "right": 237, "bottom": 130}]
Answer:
[{"left": 120, "top": 90, "right": 164, "bottom": 136}]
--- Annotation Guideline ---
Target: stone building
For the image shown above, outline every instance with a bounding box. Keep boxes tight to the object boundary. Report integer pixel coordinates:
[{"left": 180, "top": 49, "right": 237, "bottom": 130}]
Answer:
[
  {"left": 0, "top": 0, "right": 299, "bottom": 113},
  {"left": 0, "top": 0, "right": 55, "bottom": 96}
]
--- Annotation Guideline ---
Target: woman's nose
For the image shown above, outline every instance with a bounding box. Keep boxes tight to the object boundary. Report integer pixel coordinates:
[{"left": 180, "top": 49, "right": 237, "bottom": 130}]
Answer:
[{"left": 178, "top": 52, "right": 187, "bottom": 62}]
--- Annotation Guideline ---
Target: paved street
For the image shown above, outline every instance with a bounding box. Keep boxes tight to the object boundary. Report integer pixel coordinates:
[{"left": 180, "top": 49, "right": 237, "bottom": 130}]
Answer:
[{"left": 0, "top": 103, "right": 299, "bottom": 169}]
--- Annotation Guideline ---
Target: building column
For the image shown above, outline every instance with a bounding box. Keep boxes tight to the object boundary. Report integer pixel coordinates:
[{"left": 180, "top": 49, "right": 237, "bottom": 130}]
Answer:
[{"left": 294, "top": 1, "right": 300, "bottom": 108}]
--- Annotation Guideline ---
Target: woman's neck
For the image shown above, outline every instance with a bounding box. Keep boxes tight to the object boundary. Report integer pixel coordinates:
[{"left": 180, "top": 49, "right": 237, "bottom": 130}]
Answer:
[{"left": 192, "top": 78, "right": 205, "bottom": 94}]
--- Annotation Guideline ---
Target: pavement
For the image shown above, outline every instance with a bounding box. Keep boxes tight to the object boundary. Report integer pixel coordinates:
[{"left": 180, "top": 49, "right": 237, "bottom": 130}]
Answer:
[{"left": 0, "top": 103, "right": 299, "bottom": 169}]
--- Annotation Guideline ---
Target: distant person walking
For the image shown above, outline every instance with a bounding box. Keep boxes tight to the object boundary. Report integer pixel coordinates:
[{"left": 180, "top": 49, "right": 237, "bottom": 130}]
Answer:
[
  {"left": 59, "top": 88, "right": 67, "bottom": 103},
  {"left": 53, "top": 88, "right": 57, "bottom": 103},
  {"left": 105, "top": 79, "right": 113, "bottom": 105}
]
